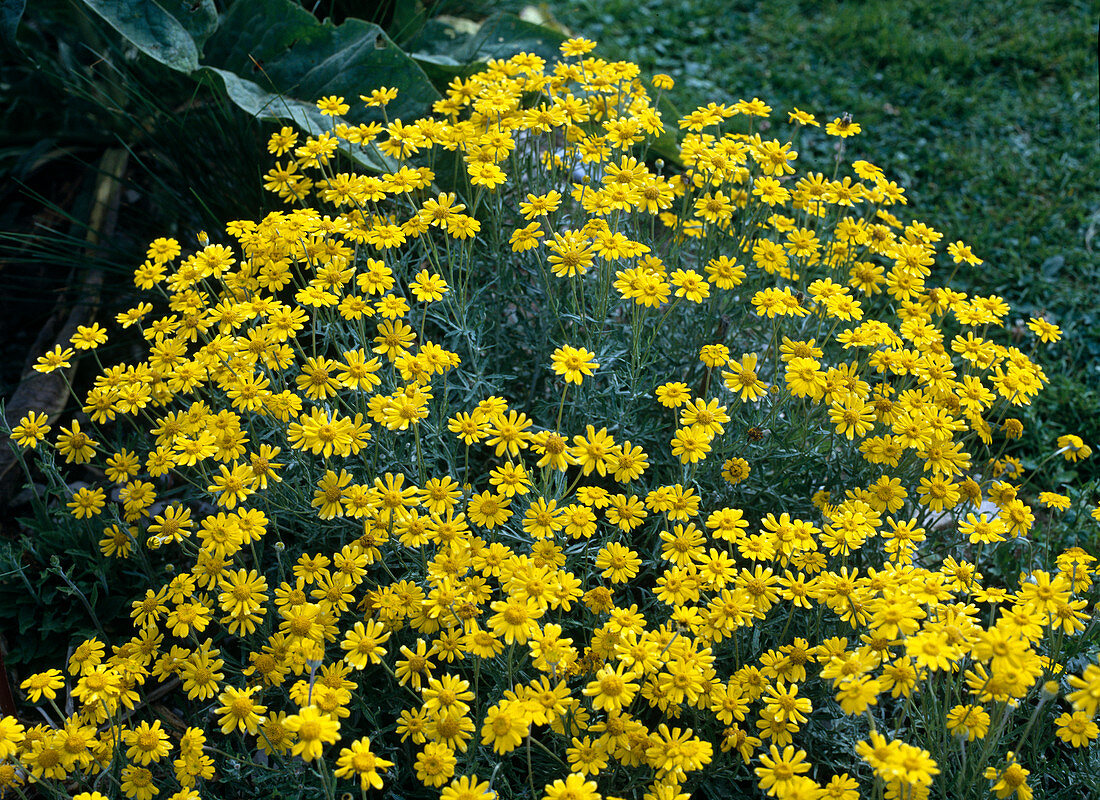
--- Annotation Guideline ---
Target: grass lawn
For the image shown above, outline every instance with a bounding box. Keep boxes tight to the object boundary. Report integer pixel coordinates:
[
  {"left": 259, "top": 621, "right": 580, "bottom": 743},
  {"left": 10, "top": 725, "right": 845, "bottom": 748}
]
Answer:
[{"left": 528, "top": 0, "right": 1100, "bottom": 485}]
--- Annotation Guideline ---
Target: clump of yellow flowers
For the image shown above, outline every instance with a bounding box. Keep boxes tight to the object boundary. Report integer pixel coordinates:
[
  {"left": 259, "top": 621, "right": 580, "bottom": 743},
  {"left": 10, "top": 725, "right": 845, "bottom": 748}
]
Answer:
[{"left": 4, "top": 35, "right": 1100, "bottom": 800}]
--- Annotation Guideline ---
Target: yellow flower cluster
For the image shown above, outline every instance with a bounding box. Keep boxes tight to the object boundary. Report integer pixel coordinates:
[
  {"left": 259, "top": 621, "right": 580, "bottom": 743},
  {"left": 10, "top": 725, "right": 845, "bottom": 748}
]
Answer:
[{"left": 4, "top": 33, "right": 1098, "bottom": 800}]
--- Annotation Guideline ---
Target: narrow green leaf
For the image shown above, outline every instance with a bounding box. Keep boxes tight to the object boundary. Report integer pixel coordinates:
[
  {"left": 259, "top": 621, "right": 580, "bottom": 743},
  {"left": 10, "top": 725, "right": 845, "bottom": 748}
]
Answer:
[{"left": 387, "top": 0, "right": 427, "bottom": 47}]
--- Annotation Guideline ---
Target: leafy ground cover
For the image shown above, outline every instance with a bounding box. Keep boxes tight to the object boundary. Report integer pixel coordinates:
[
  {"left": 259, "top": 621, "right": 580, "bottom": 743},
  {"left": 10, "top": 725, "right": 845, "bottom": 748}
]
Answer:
[{"left": 532, "top": 0, "right": 1100, "bottom": 487}]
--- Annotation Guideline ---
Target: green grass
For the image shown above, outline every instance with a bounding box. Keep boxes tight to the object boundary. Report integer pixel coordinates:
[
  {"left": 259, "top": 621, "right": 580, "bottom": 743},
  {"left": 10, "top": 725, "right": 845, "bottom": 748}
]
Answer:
[{"left": 531, "top": 0, "right": 1100, "bottom": 485}]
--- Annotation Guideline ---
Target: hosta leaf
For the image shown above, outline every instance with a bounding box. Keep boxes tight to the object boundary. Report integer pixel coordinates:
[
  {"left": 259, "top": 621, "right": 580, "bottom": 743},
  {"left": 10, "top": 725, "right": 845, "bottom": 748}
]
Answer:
[
  {"left": 157, "top": 0, "right": 218, "bottom": 49},
  {"left": 80, "top": 0, "right": 200, "bottom": 72},
  {"left": 406, "top": 12, "right": 566, "bottom": 82},
  {"left": 203, "top": 0, "right": 440, "bottom": 125},
  {"left": 199, "top": 67, "right": 397, "bottom": 173},
  {"left": 457, "top": 12, "right": 566, "bottom": 64}
]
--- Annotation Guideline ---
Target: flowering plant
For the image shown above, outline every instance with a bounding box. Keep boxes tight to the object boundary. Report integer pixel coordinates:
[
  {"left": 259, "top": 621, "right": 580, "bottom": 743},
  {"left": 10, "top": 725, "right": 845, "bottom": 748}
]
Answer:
[{"left": 3, "top": 36, "right": 1099, "bottom": 800}]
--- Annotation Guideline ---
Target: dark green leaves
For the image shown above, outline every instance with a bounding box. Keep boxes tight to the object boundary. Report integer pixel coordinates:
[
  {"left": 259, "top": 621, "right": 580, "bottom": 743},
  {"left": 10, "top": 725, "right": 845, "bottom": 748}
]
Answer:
[
  {"left": 82, "top": 0, "right": 201, "bottom": 71},
  {"left": 200, "top": 66, "right": 398, "bottom": 172},
  {"left": 72, "top": 0, "right": 447, "bottom": 171},
  {"left": 64, "top": 1, "right": 592, "bottom": 173},
  {"left": 0, "top": 0, "right": 26, "bottom": 47},
  {"left": 158, "top": 0, "right": 218, "bottom": 48},
  {"left": 203, "top": 0, "right": 440, "bottom": 125},
  {"left": 405, "top": 11, "right": 568, "bottom": 82}
]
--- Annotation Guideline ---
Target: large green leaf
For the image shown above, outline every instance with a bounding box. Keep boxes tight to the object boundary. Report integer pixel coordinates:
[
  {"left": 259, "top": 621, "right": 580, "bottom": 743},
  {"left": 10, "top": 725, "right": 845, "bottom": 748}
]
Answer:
[
  {"left": 74, "top": 0, "right": 441, "bottom": 155},
  {"left": 0, "top": 0, "right": 25, "bottom": 47},
  {"left": 457, "top": 12, "right": 566, "bottom": 64},
  {"left": 81, "top": 0, "right": 200, "bottom": 72},
  {"left": 406, "top": 12, "right": 567, "bottom": 85},
  {"left": 158, "top": 0, "right": 218, "bottom": 49},
  {"left": 199, "top": 67, "right": 397, "bottom": 173},
  {"left": 203, "top": 0, "right": 441, "bottom": 125}
]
